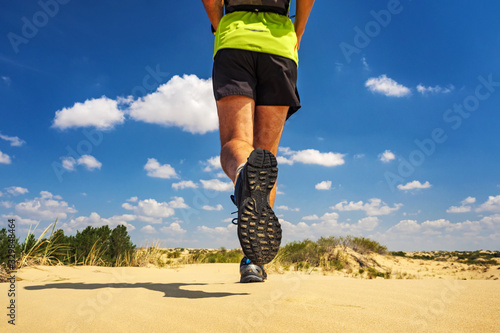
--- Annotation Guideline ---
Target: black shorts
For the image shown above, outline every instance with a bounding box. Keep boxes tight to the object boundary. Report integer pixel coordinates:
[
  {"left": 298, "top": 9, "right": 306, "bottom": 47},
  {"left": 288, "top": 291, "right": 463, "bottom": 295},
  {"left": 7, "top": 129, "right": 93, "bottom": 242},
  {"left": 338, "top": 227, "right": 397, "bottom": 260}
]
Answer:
[{"left": 212, "top": 48, "right": 301, "bottom": 120}]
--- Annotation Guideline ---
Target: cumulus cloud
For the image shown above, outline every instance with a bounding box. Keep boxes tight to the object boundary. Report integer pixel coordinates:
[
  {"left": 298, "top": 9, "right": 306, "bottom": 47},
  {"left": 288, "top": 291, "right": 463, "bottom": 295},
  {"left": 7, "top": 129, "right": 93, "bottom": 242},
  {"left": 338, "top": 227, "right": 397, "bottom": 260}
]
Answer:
[
  {"left": 60, "top": 155, "right": 101, "bottom": 171},
  {"left": 1, "top": 201, "right": 13, "bottom": 209},
  {"left": 197, "top": 223, "right": 237, "bottom": 241},
  {"left": 1, "top": 214, "right": 39, "bottom": 225},
  {"left": 144, "top": 158, "right": 178, "bottom": 179},
  {"left": 397, "top": 180, "right": 432, "bottom": 191},
  {"left": 0, "top": 133, "right": 26, "bottom": 146},
  {"left": 141, "top": 225, "right": 157, "bottom": 234},
  {"left": 203, "top": 156, "right": 221, "bottom": 172},
  {"left": 202, "top": 204, "right": 224, "bottom": 211},
  {"left": 365, "top": 75, "right": 411, "bottom": 97},
  {"left": 276, "top": 205, "right": 300, "bottom": 212},
  {"left": 447, "top": 196, "right": 476, "bottom": 213},
  {"left": 379, "top": 150, "right": 395, "bottom": 163},
  {"left": 5, "top": 186, "right": 29, "bottom": 196},
  {"left": 0, "top": 151, "right": 11, "bottom": 164},
  {"left": 160, "top": 222, "right": 187, "bottom": 236},
  {"left": 172, "top": 180, "right": 198, "bottom": 190},
  {"left": 417, "top": 84, "right": 454, "bottom": 95},
  {"left": 279, "top": 147, "right": 345, "bottom": 167},
  {"left": 315, "top": 180, "right": 332, "bottom": 190},
  {"left": 128, "top": 75, "right": 218, "bottom": 134},
  {"left": 387, "top": 220, "right": 421, "bottom": 233},
  {"left": 61, "top": 212, "right": 135, "bottom": 233},
  {"left": 15, "top": 191, "right": 77, "bottom": 220},
  {"left": 77, "top": 155, "right": 102, "bottom": 171},
  {"left": 122, "top": 197, "right": 188, "bottom": 219},
  {"left": 200, "top": 179, "right": 233, "bottom": 192},
  {"left": 52, "top": 96, "right": 125, "bottom": 130},
  {"left": 331, "top": 198, "right": 402, "bottom": 216},
  {"left": 476, "top": 195, "right": 500, "bottom": 213},
  {"left": 302, "top": 214, "right": 319, "bottom": 221}
]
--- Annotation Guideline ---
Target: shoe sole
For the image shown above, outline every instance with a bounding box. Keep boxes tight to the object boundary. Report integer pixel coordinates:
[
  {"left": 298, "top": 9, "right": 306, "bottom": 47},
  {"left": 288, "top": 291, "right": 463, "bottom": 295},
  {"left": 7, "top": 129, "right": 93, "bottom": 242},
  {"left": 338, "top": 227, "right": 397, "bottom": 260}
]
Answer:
[
  {"left": 240, "top": 274, "right": 265, "bottom": 283},
  {"left": 237, "top": 149, "right": 282, "bottom": 266}
]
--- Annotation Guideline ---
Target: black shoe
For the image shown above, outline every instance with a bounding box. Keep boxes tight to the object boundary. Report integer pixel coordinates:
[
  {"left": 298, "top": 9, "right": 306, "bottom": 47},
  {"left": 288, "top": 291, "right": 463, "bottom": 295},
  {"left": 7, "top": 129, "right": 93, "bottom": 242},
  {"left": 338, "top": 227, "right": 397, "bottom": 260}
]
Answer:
[
  {"left": 231, "top": 148, "right": 282, "bottom": 266},
  {"left": 240, "top": 257, "right": 267, "bottom": 283}
]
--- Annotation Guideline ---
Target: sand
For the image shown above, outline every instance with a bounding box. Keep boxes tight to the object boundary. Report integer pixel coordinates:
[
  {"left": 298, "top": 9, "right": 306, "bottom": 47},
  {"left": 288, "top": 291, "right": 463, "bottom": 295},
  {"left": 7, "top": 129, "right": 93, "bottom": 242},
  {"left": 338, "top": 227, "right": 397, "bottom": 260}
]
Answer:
[{"left": 1, "top": 264, "right": 499, "bottom": 332}]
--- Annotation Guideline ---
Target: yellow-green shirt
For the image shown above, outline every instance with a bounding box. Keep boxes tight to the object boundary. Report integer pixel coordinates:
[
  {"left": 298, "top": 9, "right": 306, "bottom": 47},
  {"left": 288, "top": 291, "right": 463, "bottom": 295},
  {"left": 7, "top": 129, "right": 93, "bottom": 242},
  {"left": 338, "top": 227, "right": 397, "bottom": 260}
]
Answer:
[{"left": 214, "top": 11, "right": 298, "bottom": 66}]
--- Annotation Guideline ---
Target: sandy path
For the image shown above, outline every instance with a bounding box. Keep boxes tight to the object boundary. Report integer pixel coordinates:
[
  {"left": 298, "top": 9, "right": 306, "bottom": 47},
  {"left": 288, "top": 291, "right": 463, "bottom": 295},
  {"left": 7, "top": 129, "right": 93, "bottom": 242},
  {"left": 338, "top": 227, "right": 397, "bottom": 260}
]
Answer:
[{"left": 1, "top": 264, "right": 499, "bottom": 332}]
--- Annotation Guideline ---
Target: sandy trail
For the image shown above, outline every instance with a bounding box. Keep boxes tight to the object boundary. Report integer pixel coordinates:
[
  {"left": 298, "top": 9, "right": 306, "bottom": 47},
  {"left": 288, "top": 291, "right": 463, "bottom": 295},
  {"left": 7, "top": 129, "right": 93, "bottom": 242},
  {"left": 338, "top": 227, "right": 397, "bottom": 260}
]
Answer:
[{"left": 1, "top": 264, "right": 499, "bottom": 332}]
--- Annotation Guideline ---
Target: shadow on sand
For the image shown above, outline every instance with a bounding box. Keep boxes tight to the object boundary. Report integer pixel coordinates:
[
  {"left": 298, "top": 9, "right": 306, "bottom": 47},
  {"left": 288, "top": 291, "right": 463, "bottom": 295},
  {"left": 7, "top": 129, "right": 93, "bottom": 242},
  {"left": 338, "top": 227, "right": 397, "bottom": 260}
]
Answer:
[{"left": 24, "top": 282, "right": 249, "bottom": 299}]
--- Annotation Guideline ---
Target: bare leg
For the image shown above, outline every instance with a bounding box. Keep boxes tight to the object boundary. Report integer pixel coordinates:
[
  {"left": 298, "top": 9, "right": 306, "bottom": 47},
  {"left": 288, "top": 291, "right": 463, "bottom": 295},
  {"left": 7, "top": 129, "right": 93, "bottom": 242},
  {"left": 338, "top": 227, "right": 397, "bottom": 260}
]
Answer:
[
  {"left": 254, "top": 105, "right": 288, "bottom": 207},
  {"left": 217, "top": 95, "right": 255, "bottom": 183}
]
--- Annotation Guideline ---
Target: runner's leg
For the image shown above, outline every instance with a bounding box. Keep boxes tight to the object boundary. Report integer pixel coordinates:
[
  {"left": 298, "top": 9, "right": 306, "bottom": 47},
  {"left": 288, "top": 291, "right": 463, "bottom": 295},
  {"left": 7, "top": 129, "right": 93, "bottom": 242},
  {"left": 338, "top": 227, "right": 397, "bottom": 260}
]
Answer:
[{"left": 254, "top": 105, "right": 288, "bottom": 207}]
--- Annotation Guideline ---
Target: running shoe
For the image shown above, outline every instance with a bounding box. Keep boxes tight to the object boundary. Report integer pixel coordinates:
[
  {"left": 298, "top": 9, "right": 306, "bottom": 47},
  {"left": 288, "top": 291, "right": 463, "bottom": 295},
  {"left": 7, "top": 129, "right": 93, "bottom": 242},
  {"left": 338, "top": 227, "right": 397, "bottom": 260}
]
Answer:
[
  {"left": 231, "top": 148, "right": 282, "bottom": 266},
  {"left": 240, "top": 257, "right": 267, "bottom": 283}
]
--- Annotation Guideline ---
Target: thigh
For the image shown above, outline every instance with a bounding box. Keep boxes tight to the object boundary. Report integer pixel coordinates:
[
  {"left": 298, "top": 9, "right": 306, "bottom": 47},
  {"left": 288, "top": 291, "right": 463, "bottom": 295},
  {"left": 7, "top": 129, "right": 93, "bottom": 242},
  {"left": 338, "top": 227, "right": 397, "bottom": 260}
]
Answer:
[
  {"left": 253, "top": 105, "right": 288, "bottom": 156},
  {"left": 217, "top": 95, "right": 255, "bottom": 147}
]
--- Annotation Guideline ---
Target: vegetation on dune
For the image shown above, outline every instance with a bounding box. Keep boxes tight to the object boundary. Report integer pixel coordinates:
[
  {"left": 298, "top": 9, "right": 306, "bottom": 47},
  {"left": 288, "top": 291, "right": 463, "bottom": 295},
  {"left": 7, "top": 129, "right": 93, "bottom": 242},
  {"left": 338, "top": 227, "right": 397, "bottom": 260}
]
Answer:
[
  {"left": 389, "top": 250, "right": 500, "bottom": 266},
  {"left": 1, "top": 220, "right": 499, "bottom": 283}
]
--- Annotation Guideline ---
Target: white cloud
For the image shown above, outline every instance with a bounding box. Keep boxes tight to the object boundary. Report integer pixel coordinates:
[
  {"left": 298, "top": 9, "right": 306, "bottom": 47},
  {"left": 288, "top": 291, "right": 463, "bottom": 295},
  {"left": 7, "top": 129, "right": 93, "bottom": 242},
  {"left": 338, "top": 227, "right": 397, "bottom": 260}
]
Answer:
[
  {"left": 15, "top": 191, "right": 77, "bottom": 220},
  {"left": 203, "top": 156, "right": 221, "bottom": 172},
  {"left": 365, "top": 75, "right": 411, "bottom": 97},
  {"left": 276, "top": 205, "right": 300, "bottom": 212},
  {"left": 141, "top": 225, "right": 157, "bottom": 234},
  {"left": 421, "top": 219, "right": 451, "bottom": 229},
  {"left": 122, "top": 197, "right": 187, "bottom": 219},
  {"left": 202, "top": 204, "right": 224, "bottom": 211},
  {"left": 62, "top": 157, "right": 76, "bottom": 171},
  {"left": 279, "top": 147, "right": 345, "bottom": 167},
  {"left": 387, "top": 220, "right": 421, "bottom": 233},
  {"left": 61, "top": 212, "right": 135, "bottom": 233},
  {"left": 52, "top": 96, "right": 125, "bottom": 130},
  {"left": 447, "top": 197, "right": 476, "bottom": 213},
  {"left": 200, "top": 179, "right": 233, "bottom": 192},
  {"left": 476, "top": 195, "right": 500, "bottom": 213},
  {"left": 397, "top": 180, "right": 432, "bottom": 191},
  {"left": 331, "top": 198, "right": 402, "bottom": 216},
  {"left": 144, "top": 158, "right": 178, "bottom": 179},
  {"left": 302, "top": 214, "right": 319, "bottom": 221},
  {"left": 276, "top": 156, "right": 294, "bottom": 165},
  {"left": 5, "top": 186, "right": 29, "bottom": 196},
  {"left": 1, "top": 214, "right": 39, "bottom": 225},
  {"left": 379, "top": 150, "right": 395, "bottom": 163},
  {"left": 172, "top": 180, "right": 198, "bottom": 190},
  {"left": 197, "top": 223, "right": 236, "bottom": 240},
  {"left": 315, "top": 180, "right": 332, "bottom": 190},
  {"left": 77, "top": 155, "right": 102, "bottom": 171},
  {"left": 417, "top": 84, "right": 454, "bottom": 95},
  {"left": 0, "top": 133, "right": 26, "bottom": 147},
  {"left": 160, "top": 222, "right": 187, "bottom": 236},
  {"left": 446, "top": 205, "right": 471, "bottom": 213},
  {"left": 128, "top": 75, "right": 218, "bottom": 134},
  {"left": 354, "top": 216, "right": 379, "bottom": 232},
  {"left": 462, "top": 197, "right": 476, "bottom": 205},
  {"left": 127, "top": 196, "right": 138, "bottom": 202},
  {"left": 0, "top": 151, "right": 11, "bottom": 164},
  {"left": 1, "top": 201, "right": 13, "bottom": 209}
]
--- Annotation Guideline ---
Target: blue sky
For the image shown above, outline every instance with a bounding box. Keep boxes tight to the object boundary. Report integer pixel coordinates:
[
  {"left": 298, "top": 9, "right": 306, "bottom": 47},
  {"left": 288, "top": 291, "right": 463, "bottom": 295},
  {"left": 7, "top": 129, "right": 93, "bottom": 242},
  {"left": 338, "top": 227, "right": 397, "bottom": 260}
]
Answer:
[{"left": 1, "top": 1, "right": 500, "bottom": 251}]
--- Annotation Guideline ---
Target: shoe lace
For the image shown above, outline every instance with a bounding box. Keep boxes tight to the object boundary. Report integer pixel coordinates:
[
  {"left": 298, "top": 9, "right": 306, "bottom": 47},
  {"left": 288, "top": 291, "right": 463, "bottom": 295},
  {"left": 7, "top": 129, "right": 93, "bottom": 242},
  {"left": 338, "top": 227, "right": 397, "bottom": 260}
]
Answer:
[{"left": 231, "top": 210, "right": 238, "bottom": 225}]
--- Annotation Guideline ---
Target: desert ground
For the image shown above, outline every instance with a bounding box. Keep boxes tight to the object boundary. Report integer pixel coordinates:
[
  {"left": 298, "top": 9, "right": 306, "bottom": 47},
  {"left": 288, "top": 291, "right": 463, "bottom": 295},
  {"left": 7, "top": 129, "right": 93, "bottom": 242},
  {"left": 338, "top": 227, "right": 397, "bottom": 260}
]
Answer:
[{"left": 1, "top": 259, "right": 499, "bottom": 333}]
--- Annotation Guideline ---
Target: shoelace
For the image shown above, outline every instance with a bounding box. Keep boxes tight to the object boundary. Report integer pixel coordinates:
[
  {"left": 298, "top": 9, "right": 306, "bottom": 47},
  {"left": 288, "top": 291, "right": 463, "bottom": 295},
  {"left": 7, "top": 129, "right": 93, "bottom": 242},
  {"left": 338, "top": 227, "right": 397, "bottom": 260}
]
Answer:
[
  {"left": 230, "top": 194, "right": 239, "bottom": 225},
  {"left": 231, "top": 210, "right": 238, "bottom": 225}
]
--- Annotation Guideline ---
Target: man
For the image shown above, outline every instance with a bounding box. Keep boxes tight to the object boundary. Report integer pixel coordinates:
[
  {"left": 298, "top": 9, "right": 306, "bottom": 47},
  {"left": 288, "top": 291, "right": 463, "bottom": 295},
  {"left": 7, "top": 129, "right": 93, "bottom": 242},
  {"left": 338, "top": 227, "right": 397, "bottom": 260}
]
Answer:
[{"left": 201, "top": 0, "right": 314, "bottom": 282}]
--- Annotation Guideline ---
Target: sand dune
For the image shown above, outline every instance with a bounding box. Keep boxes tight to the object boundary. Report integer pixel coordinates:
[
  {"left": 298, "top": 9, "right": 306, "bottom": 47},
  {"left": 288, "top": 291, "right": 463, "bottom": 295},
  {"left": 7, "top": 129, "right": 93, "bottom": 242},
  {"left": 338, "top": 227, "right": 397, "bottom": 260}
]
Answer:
[{"left": 1, "top": 264, "right": 499, "bottom": 332}]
